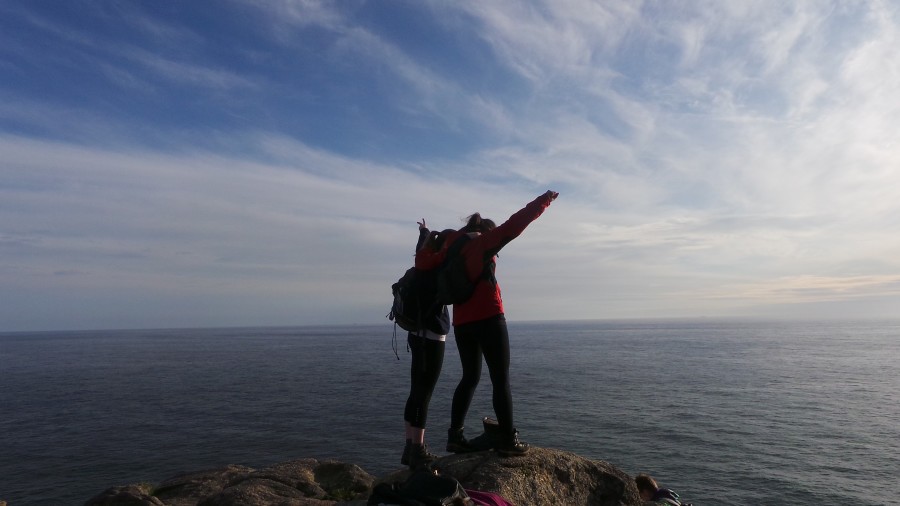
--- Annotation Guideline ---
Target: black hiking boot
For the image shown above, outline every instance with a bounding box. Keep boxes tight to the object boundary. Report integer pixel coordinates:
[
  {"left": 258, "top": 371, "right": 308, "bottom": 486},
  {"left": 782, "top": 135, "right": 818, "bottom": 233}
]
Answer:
[
  {"left": 496, "top": 428, "right": 529, "bottom": 456},
  {"left": 408, "top": 443, "right": 438, "bottom": 470},
  {"left": 467, "top": 431, "right": 498, "bottom": 451},
  {"left": 463, "top": 417, "right": 501, "bottom": 451},
  {"left": 482, "top": 416, "right": 501, "bottom": 436},
  {"left": 401, "top": 439, "right": 411, "bottom": 466},
  {"left": 446, "top": 427, "right": 478, "bottom": 453}
]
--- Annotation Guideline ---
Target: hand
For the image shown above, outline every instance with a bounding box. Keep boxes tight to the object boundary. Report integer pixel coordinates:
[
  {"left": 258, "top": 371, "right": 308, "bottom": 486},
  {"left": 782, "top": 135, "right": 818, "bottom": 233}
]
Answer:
[
  {"left": 417, "top": 218, "right": 427, "bottom": 229},
  {"left": 544, "top": 190, "right": 559, "bottom": 201}
]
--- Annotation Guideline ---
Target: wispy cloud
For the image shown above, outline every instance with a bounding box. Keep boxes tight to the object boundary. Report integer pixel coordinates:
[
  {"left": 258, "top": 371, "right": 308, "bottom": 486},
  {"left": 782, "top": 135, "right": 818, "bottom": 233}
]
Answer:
[{"left": 1, "top": 0, "right": 899, "bottom": 329}]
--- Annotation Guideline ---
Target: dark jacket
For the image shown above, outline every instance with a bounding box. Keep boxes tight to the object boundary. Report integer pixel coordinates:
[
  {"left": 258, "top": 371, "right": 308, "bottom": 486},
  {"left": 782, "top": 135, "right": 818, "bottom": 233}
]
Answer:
[{"left": 413, "top": 227, "right": 451, "bottom": 335}]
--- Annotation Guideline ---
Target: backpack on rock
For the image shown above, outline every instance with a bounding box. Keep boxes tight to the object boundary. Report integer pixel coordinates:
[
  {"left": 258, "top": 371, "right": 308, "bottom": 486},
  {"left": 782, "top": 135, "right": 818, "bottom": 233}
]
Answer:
[{"left": 367, "top": 469, "right": 469, "bottom": 506}]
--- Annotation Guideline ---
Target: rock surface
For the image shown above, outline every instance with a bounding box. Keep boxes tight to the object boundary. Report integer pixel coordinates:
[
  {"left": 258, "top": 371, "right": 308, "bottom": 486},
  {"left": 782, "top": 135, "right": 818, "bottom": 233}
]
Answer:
[
  {"left": 85, "top": 459, "right": 373, "bottom": 506},
  {"left": 85, "top": 447, "right": 642, "bottom": 506},
  {"left": 433, "top": 447, "right": 640, "bottom": 506}
]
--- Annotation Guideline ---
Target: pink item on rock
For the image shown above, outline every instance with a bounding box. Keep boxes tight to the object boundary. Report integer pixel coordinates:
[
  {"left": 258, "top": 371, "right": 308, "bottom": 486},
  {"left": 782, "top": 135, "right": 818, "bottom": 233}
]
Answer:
[{"left": 464, "top": 489, "right": 515, "bottom": 506}]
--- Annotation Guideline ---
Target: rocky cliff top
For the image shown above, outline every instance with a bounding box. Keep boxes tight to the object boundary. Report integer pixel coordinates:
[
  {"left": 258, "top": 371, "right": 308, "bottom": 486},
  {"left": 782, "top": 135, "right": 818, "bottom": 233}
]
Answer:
[{"left": 85, "top": 446, "right": 643, "bottom": 506}]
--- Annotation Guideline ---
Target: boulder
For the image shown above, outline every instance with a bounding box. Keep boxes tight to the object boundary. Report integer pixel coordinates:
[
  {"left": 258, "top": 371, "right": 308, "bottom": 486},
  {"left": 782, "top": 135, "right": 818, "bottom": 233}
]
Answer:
[
  {"left": 379, "top": 446, "right": 642, "bottom": 506},
  {"left": 84, "top": 459, "right": 373, "bottom": 506},
  {"left": 82, "top": 484, "right": 165, "bottom": 506},
  {"left": 85, "top": 447, "right": 640, "bottom": 505},
  {"left": 153, "top": 464, "right": 254, "bottom": 506}
]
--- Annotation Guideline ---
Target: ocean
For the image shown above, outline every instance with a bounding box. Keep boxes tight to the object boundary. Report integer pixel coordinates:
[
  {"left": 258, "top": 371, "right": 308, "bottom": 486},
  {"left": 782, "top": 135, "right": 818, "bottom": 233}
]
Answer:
[{"left": 1, "top": 319, "right": 898, "bottom": 505}]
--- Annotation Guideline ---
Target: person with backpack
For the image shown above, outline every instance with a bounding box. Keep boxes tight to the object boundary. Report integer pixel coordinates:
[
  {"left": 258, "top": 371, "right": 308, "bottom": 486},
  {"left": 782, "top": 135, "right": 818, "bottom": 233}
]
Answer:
[
  {"left": 635, "top": 473, "right": 691, "bottom": 506},
  {"left": 419, "top": 190, "right": 558, "bottom": 456},
  {"left": 400, "top": 220, "right": 452, "bottom": 470}
]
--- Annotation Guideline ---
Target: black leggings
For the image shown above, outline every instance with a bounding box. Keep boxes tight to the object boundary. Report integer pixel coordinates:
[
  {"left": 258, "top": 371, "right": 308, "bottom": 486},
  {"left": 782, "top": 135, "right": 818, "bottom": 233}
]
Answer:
[
  {"left": 450, "top": 314, "right": 514, "bottom": 433},
  {"left": 404, "top": 333, "right": 445, "bottom": 429}
]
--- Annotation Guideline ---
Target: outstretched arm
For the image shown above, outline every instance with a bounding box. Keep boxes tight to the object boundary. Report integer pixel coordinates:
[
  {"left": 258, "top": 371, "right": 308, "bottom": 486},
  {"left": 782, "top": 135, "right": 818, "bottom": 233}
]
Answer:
[{"left": 479, "top": 190, "right": 558, "bottom": 256}]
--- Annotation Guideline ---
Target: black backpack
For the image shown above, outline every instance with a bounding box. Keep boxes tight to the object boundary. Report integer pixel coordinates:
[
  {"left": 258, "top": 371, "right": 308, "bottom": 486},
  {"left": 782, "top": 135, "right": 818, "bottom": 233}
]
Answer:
[
  {"left": 388, "top": 267, "right": 420, "bottom": 333},
  {"left": 389, "top": 264, "right": 445, "bottom": 332},
  {"left": 367, "top": 470, "right": 469, "bottom": 506},
  {"left": 436, "top": 234, "right": 494, "bottom": 305}
]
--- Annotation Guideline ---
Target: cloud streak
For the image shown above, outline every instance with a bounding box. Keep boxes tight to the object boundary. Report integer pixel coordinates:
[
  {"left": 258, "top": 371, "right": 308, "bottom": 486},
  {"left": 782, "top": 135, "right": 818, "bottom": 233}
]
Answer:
[{"left": 1, "top": 0, "right": 899, "bottom": 330}]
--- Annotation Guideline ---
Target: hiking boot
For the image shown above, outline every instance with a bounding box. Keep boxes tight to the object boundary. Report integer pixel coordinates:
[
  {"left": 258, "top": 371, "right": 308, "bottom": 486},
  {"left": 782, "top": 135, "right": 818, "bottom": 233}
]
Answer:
[
  {"left": 482, "top": 416, "right": 500, "bottom": 436},
  {"left": 446, "top": 427, "right": 478, "bottom": 453},
  {"left": 467, "top": 430, "right": 498, "bottom": 451},
  {"left": 496, "top": 429, "right": 529, "bottom": 456},
  {"left": 408, "top": 443, "right": 438, "bottom": 470},
  {"left": 401, "top": 439, "right": 411, "bottom": 466}
]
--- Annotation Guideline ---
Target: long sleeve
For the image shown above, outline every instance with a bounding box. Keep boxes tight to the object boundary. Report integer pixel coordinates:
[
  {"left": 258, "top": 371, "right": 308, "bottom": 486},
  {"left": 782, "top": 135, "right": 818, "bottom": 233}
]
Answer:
[{"left": 415, "top": 227, "right": 430, "bottom": 253}]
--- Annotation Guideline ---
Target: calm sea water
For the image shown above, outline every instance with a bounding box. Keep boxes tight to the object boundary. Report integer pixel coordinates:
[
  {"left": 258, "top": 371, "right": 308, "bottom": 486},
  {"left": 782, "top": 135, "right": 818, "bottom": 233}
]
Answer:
[{"left": 1, "top": 320, "right": 898, "bottom": 505}]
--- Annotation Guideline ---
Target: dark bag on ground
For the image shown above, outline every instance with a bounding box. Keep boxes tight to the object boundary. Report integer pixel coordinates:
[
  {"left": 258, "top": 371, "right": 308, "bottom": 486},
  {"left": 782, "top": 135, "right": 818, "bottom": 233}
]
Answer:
[{"left": 367, "top": 470, "right": 469, "bottom": 506}]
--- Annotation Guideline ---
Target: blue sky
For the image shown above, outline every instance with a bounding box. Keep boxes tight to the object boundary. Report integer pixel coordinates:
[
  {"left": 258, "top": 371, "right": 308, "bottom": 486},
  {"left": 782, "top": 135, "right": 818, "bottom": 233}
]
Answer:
[{"left": 2, "top": 1, "right": 899, "bottom": 331}]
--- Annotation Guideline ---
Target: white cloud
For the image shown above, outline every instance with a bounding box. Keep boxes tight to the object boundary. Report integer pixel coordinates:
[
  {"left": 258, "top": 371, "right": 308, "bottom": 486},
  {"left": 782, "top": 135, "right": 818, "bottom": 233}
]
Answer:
[
  {"left": 3, "top": 1, "right": 900, "bottom": 329},
  {"left": 0, "top": 134, "right": 549, "bottom": 300},
  {"left": 122, "top": 48, "right": 259, "bottom": 90},
  {"left": 458, "top": 0, "right": 639, "bottom": 82}
]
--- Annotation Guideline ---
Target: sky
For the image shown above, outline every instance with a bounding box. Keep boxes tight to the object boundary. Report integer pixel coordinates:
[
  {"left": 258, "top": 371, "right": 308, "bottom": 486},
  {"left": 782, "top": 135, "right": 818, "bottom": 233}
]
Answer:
[{"left": 1, "top": 1, "right": 899, "bottom": 331}]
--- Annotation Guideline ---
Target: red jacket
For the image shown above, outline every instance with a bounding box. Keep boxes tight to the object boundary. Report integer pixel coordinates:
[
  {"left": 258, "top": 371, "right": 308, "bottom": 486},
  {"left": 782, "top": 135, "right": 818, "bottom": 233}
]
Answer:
[{"left": 416, "top": 192, "right": 554, "bottom": 326}]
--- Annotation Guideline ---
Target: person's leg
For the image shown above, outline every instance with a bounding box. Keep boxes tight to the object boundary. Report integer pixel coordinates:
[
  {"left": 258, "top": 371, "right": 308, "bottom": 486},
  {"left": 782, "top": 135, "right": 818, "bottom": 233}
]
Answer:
[
  {"left": 404, "top": 333, "right": 425, "bottom": 423},
  {"left": 479, "top": 315, "right": 527, "bottom": 455},
  {"left": 447, "top": 323, "right": 483, "bottom": 452},
  {"left": 406, "top": 336, "right": 445, "bottom": 427},
  {"left": 479, "top": 315, "right": 513, "bottom": 433},
  {"left": 450, "top": 325, "right": 483, "bottom": 430},
  {"left": 418, "top": 337, "right": 445, "bottom": 425},
  {"left": 403, "top": 333, "right": 425, "bottom": 465},
  {"left": 406, "top": 334, "right": 446, "bottom": 468}
]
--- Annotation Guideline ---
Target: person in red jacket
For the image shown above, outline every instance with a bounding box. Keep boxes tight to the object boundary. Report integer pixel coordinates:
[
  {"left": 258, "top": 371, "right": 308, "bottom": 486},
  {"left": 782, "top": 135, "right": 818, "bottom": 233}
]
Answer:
[{"left": 419, "top": 190, "right": 558, "bottom": 456}]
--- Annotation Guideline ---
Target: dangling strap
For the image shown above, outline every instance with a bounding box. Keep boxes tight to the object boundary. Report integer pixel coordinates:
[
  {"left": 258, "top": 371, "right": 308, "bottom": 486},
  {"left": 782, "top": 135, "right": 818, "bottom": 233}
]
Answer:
[{"left": 391, "top": 322, "right": 400, "bottom": 360}]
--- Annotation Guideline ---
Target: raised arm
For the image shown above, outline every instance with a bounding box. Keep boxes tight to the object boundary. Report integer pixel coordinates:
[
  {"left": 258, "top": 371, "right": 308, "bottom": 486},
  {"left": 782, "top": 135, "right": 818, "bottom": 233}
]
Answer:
[
  {"left": 414, "top": 218, "right": 430, "bottom": 253},
  {"left": 478, "top": 190, "right": 558, "bottom": 256}
]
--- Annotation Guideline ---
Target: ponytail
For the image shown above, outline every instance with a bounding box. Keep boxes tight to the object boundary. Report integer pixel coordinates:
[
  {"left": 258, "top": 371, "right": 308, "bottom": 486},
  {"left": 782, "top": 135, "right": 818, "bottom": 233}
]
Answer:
[{"left": 463, "top": 213, "right": 495, "bottom": 233}]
